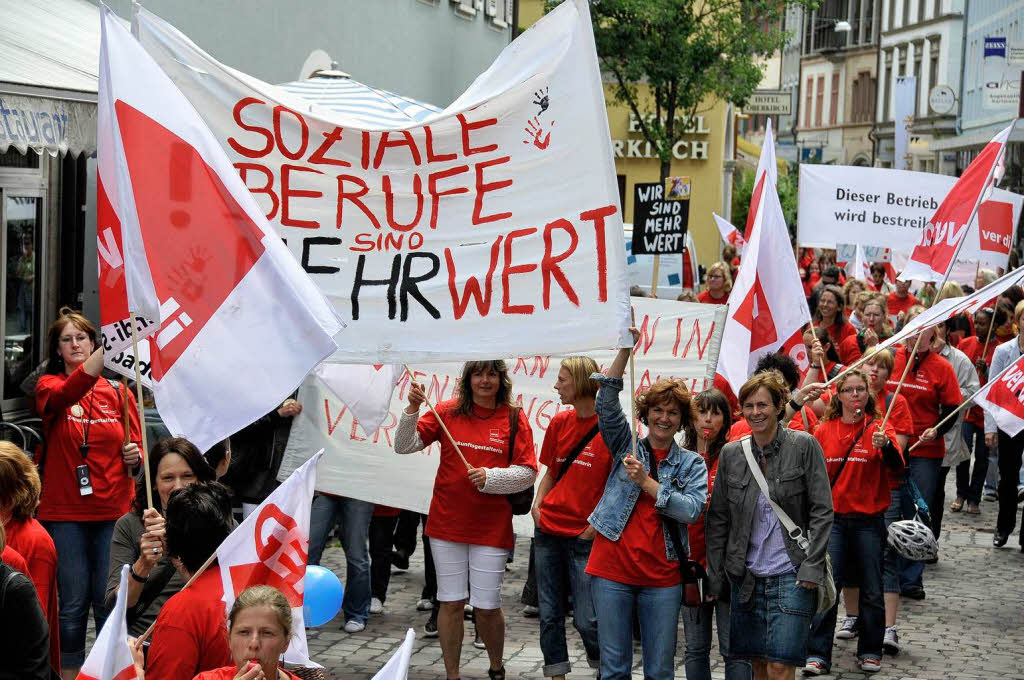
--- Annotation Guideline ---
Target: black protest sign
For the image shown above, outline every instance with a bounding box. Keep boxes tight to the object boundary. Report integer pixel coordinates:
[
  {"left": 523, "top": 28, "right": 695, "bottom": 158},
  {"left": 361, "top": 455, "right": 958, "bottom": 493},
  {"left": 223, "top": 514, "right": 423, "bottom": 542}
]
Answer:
[{"left": 631, "top": 180, "right": 689, "bottom": 255}]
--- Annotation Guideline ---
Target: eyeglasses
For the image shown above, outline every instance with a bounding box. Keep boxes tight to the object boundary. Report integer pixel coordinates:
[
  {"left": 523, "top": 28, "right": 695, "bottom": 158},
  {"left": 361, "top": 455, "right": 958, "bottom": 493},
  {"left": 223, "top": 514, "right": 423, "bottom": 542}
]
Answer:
[{"left": 840, "top": 386, "right": 868, "bottom": 394}]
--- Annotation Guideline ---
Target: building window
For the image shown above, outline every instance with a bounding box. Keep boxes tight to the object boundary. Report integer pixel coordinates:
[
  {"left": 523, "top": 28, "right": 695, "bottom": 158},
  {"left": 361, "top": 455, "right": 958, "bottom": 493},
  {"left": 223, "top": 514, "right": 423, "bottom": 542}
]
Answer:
[
  {"left": 902, "top": 0, "right": 910, "bottom": 27},
  {"left": 934, "top": 0, "right": 941, "bottom": 18},
  {"left": 883, "top": 56, "right": 892, "bottom": 120},
  {"left": 918, "top": 0, "right": 925, "bottom": 23},
  {"left": 2, "top": 193, "right": 42, "bottom": 402},
  {"left": 815, "top": 75, "right": 825, "bottom": 127},
  {"left": 830, "top": 72, "right": 841, "bottom": 125},
  {"left": 852, "top": 71, "right": 877, "bottom": 122},
  {"left": 929, "top": 39, "right": 940, "bottom": 93},
  {"left": 805, "top": 76, "right": 814, "bottom": 128},
  {"left": 914, "top": 51, "right": 922, "bottom": 111},
  {"left": 888, "top": 0, "right": 895, "bottom": 31}
]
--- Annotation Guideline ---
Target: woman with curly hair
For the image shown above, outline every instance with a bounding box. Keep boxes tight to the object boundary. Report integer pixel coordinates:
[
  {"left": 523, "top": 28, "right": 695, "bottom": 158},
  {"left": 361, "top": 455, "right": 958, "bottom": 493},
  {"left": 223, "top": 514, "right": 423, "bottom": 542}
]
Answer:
[{"left": 585, "top": 331, "right": 707, "bottom": 680}]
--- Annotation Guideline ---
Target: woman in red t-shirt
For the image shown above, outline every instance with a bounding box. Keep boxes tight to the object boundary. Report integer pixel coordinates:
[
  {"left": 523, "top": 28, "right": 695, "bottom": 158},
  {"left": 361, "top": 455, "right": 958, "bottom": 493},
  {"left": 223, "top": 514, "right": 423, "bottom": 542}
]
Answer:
[
  {"left": 813, "top": 285, "right": 856, "bottom": 349},
  {"left": 0, "top": 441, "right": 60, "bottom": 674},
  {"left": 395, "top": 360, "right": 537, "bottom": 680},
  {"left": 530, "top": 356, "right": 611, "bottom": 679},
  {"left": 697, "top": 261, "right": 731, "bottom": 305},
  {"left": 839, "top": 297, "right": 892, "bottom": 365},
  {"left": 805, "top": 370, "right": 904, "bottom": 675},
  {"left": 34, "top": 309, "right": 142, "bottom": 677},
  {"left": 802, "top": 326, "right": 846, "bottom": 388}
]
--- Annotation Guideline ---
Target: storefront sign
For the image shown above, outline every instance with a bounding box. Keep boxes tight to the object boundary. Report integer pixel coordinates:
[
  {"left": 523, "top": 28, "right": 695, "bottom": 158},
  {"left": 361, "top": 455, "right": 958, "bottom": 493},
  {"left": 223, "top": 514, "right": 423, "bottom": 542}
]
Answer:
[
  {"left": 743, "top": 90, "right": 792, "bottom": 115},
  {"left": 0, "top": 94, "right": 96, "bottom": 156},
  {"left": 984, "top": 36, "right": 1024, "bottom": 110},
  {"left": 612, "top": 114, "right": 711, "bottom": 160},
  {"left": 928, "top": 85, "right": 956, "bottom": 115}
]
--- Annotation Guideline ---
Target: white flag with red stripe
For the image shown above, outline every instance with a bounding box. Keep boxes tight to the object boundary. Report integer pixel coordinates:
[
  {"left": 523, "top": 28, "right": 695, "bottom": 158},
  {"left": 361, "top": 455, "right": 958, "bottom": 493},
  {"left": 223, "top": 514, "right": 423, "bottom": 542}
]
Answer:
[
  {"left": 98, "top": 8, "right": 344, "bottom": 452},
  {"left": 217, "top": 450, "right": 323, "bottom": 666},
  {"left": 974, "top": 355, "right": 1024, "bottom": 437},
  {"left": 77, "top": 566, "right": 135, "bottom": 680},
  {"left": 717, "top": 120, "right": 810, "bottom": 394},
  {"left": 900, "top": 124, "right": 1014, "bottom": 282},
  {"left": 742, "top": 124, "right": 780, "bottom": 241},
  {"left": 713, "top": 213, "right": 745, "bottom": 254},
  {"left": 314, "top": 363, "right": 402, "bottom": 436}
]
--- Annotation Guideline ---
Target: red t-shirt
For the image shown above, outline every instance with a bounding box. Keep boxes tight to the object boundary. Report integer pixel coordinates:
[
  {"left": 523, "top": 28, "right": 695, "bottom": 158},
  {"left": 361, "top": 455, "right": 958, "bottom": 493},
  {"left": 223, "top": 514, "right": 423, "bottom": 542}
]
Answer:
[
  {"left": 35, "top": 368, "right": 142, "bottom": 522},
  {"left": 877, "top": 388, "right": 914, "bottom": 489},
  {"left": 5, "top": 517, "right": 60, "bottom": 670},
  {"left": 538, "top": 410, "right": 613, "bottom": 537},
  {"left": 697, "top": 290, "right": 729, "bottom": 305},
  {"left": 147, "top": 569, "right": 232, "bottom": 680},
  {"left": 815, "top": 418, "right": 902, "bottom": 515},
  {"left": 887, "top": 292, "right": 919, "bottom": 323},
  {"left": 887, "top": 348, "right": 961, "bottom": 459},
  {"left": 194, "top": 667, "right": 299, "bottom": 680},
  {"left": 586, "top": 448, "right": 680, "bottom": 587},
  {"left": 728, "top": 406, "right": 817, "bottom": 440},
  {"left": 686, "top": 454, "right": 719, "bottom": 569},
  {"left": 824, "top": 320, "right": 857, "bottom": 347},
  {"left": 419, "top": 401, "right": 537, "bottom": 550},
  {"left": 957, "top": 336, "right": 994, "bottom": 428},
  {"left": 838, "top": 334, "right": 867, "bottom": 365},
  {"left": 373, "top": 504, "right": 402, "bottom": 518},
  {"left": 1, "top": 545, "right": 28, "bottom": 574}
]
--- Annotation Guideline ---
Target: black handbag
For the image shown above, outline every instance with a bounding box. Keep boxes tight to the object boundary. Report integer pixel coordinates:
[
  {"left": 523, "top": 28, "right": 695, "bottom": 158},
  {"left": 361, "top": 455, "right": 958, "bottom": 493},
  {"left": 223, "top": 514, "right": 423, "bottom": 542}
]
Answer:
[{"left": 505, "top": 406, "right": 534, "bottom": 515}]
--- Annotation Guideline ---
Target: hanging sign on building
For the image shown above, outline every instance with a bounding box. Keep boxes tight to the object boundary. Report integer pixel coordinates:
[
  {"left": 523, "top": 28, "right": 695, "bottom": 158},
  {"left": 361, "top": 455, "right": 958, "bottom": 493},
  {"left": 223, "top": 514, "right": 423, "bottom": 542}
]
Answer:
[
  {"left": 983, "top": 36, "right": 1024, "bottom": 110},
  {"left": 630, "top": 179, "right": 690, "bottom": 255},
  {"left": 743, "top": 90, "right": 792, "bottom": 116},
  {"left": 0, "top": 94, "right": 96, "bottom": 157}
]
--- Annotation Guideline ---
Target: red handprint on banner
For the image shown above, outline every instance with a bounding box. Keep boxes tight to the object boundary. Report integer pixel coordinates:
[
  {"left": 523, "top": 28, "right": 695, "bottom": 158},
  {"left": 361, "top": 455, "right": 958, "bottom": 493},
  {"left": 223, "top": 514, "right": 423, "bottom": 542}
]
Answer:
[{"left": 523, "top": 117, "right": 555, "bottom": 150}]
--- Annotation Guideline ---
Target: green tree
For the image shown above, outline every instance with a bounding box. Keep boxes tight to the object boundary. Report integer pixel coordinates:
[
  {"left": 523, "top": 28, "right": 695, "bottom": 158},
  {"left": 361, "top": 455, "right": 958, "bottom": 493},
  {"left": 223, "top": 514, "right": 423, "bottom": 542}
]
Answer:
[
  {"left": 732, "top": 165, "right": 798, "bottom": 235},
  {"left": 553, "top": 0, "right": 817, "bottom": 183}
]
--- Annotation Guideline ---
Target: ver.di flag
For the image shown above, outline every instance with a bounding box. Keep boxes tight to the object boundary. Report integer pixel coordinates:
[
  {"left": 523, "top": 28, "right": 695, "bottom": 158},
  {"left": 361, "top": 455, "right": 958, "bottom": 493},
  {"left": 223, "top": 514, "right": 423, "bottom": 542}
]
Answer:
[
  {"left": 217, "top": 451, "right": 323, "bottom": 666},
  {"left": 98, "top": 7, "right": 344, "bottom": 452},
  {"left": 900, "top": 123, "right": 1014, "bottom": 282},
  {"left": 77, "top": 565, "right": 135, "bottom": 680},
  {"left": 974, "top": 354, "right": 1024, "bottom": 437}
]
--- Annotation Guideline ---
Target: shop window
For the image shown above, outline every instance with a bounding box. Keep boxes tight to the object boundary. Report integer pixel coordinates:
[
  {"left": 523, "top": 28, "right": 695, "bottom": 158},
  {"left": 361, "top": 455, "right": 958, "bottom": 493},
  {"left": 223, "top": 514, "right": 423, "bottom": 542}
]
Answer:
[
  {"left": 0, "top": 148, "right": 40, "bottom": 169},
  {"left": 3, "top": 194, "right": 41, "bottom": 403}
]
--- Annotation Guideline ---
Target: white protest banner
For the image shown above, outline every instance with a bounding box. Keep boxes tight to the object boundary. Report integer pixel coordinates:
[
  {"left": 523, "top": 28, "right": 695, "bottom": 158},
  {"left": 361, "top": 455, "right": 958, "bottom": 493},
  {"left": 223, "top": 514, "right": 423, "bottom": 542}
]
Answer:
[
  {"left": 134, "top": 1, "right": 631, "bottom": 363},
  {"left": 278, "top": 298, "right": 726, "bottom": 525},
  {"left": 797, "top": 164, "right": 1023, "bottom": 269}
]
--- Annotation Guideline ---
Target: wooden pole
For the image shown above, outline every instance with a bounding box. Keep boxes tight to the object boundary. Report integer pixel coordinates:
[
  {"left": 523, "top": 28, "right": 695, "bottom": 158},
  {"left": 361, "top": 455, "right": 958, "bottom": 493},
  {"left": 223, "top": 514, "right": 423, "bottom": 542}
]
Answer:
[
  {"left": 880, "top": 332, "right": 925, "bottom": 429},
  {"left": 122, "top": 377, "right": 131, "bottom": 447},
  {"left": 808, "top": 319, "right": 829, "bottom": 378},
  {"left": 128, "top": 312, "right": 153, "bottom": 510},
  {"left": 403, "top": 365, "right": 471, "bottom": 469},
  {"left": 651, "top": 255, "right": 661, "bottom": 298},
  {"left": 980, "top": 308, "right": 997, "bottom": 364},
  {"left": 628, "top": 348, "right": 639, "bottom": 460}
]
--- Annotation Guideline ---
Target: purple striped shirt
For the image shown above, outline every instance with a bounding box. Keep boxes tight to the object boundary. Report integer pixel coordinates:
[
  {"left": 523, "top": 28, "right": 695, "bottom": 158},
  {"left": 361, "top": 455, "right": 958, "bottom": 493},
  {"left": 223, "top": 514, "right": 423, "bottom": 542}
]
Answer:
[{"left": 745, "top": 441, "right": 796, "bottom": 577}]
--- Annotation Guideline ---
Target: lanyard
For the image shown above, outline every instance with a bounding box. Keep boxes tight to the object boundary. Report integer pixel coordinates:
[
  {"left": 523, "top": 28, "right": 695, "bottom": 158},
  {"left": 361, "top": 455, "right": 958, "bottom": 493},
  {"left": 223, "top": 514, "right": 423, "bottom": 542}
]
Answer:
[{"left": 77, "top": 386, "right": 96, "bottom": 459}]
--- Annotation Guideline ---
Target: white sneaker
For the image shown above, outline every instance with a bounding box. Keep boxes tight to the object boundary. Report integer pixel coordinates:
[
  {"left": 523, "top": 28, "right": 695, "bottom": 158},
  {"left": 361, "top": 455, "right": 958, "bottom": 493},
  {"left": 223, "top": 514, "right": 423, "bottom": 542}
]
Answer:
[
  {"left": 836, "top": 615, "right": 858, "bottom": 639},
  {"left": 344, "top": 620, "right": 366, "bottom": 633},
  {"left": 883, "top": 626, "right": 900, "bottom": 655},
  {"left": 416, "top": 598, "right": 434, "bottom": 611},
  {"left": 370, "top": 598, "right": 383, "bottom": 614}
]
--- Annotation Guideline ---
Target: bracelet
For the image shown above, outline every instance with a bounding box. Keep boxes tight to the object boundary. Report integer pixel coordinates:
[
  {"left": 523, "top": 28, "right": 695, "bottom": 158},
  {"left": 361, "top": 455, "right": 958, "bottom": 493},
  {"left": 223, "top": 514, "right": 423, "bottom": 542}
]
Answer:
[
  {"left": 789, "top": 398, "right": 802, "bottom": 412},
  {"left": 130, "top": 565, "right": 149, "bottom": 583}
]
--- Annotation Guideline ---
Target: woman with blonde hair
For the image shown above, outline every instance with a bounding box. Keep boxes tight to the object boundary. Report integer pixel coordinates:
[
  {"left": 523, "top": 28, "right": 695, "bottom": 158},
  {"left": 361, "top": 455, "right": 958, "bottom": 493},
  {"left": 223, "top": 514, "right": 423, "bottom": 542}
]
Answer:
[
  {"left": 531, "top": 356, "right": 612, "bottom": 679},
  {"left": 698, "top": 261, "right": 732, "bottom": 305}
]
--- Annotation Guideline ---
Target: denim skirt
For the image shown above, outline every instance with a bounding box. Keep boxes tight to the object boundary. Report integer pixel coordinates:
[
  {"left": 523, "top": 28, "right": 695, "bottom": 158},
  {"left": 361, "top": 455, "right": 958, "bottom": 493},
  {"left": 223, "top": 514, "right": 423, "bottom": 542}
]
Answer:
[{"left": 729, "top": 571, "right": 815, "bottom": 667}]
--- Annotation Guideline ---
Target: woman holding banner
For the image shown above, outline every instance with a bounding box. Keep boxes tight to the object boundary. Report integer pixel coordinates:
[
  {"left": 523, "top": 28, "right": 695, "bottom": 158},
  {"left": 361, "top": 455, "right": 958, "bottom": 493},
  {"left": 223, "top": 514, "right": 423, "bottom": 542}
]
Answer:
[
  {"left": 35, "top": 308, "right": 142, "bottom": 679},
  {"left": 395, "top": 360, "right": 537, "bottom": 680},
  {"left": 584, "top": 334, "right": 707, "bottom": 680}
]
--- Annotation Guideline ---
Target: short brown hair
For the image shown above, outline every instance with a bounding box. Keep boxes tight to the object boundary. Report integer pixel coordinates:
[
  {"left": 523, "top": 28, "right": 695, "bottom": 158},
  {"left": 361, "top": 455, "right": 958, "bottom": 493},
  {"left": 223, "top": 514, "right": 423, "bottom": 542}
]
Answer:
[
  {"left": 0, "top": 442, "right": 41, "bottom": 521},
  {"left": 229, "top": 585, "right": 293, "bottom": 640},
  {"left": 635, "top": 379, "right": 691, "bottom": 430},
  {"left": 738, "top": 371, "right": 789, "bottom": 414},
  {"left": 45, "top": 307, "right": 98, "bottom": 375},
  {"left": 559, "top": 356, "right": 600, "bottom": 400}
]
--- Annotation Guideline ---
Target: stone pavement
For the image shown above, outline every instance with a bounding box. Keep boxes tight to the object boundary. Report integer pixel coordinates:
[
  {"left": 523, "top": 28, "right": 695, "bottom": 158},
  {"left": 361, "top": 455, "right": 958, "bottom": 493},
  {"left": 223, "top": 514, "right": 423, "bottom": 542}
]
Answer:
[{"left": 309, "top": 489, "right": 1024, "bottom": 679}]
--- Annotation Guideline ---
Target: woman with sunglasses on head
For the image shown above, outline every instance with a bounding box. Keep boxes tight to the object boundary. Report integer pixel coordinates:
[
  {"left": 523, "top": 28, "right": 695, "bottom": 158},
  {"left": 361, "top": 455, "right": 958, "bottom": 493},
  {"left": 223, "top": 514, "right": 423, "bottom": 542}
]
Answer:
[{"left": 804, "top": 370, "right": 904, "bottom": 676}]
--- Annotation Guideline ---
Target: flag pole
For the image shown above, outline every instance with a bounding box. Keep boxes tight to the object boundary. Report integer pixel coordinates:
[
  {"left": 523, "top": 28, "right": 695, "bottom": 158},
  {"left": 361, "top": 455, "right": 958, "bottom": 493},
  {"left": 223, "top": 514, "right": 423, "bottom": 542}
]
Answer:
[
  {"left": 980, "top": 305, "right": 998, "bottom": 361},
  {"left": 403, "top": 365, "right": 471, "bottom": 470},
  {"left": 128, "top": 313, "right": 153, "bottom": 510},
  {"left": 628, "top": 348, "right": 639, "bottom": 460},
  {"left": 651, "top": 255, "right": 661, "bottom": 297},
  {"left": 807, "top": 319, "right": 829, "bottom": 378}
]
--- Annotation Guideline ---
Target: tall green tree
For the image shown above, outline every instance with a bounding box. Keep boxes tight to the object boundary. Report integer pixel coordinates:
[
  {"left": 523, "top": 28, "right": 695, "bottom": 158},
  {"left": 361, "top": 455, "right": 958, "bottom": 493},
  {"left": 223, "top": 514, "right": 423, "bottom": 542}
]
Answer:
[{"left": 555, "top": 0, "right": 817, "bottom": 182}]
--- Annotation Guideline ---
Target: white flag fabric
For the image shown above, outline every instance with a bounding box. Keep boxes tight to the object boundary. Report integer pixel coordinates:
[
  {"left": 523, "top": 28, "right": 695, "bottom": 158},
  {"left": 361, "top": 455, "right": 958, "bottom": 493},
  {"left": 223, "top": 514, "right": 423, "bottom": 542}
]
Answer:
[
  {"left": 741, "top": 124, "right": 780, "bottom": 241},
  {"left": 371, "top": 628, "right": 416, "bottom": 680},
  {"left": 216, "top": 450, "right": 323, "bottom": 667},
  {"left": 313, "top": 363, "right": 402, "bottom": 436},
  {"left": 846, "top": 245, "right": 870, "bottom": 282},
  {"left": 901, "top": 124, "right": 1013, "bottom": 282},
  {"left": 973, "top": 354, "right": 1024, "bottom": 437},
  {"left": 77, "top": 565, "right": 135, "bottom": 680},
  {"left": 98, "top": 8, "right": 344, "bottom": 452},
  {"left": 713, "top": 213, "right": 745, "bottom": 255},
  {"left": 717, "top": 120, "right": 810, "bottom": 395}
]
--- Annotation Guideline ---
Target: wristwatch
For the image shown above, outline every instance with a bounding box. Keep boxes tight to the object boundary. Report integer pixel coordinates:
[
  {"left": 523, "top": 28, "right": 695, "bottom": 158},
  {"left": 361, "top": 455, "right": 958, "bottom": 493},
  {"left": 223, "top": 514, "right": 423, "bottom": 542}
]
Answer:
[{"left": 130, "top": 565, "right": 150, "bottom": 583}]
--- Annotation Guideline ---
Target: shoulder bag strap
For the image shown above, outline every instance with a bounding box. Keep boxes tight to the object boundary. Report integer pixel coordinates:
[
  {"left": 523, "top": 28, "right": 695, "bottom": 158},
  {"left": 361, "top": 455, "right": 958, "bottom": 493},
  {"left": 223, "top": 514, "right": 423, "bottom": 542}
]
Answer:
[
  {"left": 740, "top": 436, "right": 809, "bottom": 551},
  {"left": 507, "top": 406, "right": 520, "bottom": 464},
  {"left": 829, "top": 418, "right": 873, "bottom": 488},
  {"left": 650, "top": 454, "right": 691, "bottom": 563},
  {"left": 554, "top": 424, "right": 600, "bottom": 484}
]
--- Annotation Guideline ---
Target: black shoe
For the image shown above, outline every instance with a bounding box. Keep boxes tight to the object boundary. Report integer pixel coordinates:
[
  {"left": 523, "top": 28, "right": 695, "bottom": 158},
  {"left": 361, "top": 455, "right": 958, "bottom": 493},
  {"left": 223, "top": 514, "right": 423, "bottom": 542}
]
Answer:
[
  {"left": 901, "top": 587, "right": 926, "bottom": 600},
  {"left": 924, "top": 555, "right": 939, "bottom": 565},
  {"left": 391, "top": 550, "right": 410, "bottom": 571},
  {"left": 994, "top": 532, "right": 1009, "bottom": 547},
  {"left": 423, "top": 610, "right": 438, "bottom": 638},
  {"left": 487, "top": 667, "right": 505, "bottom": 680}
]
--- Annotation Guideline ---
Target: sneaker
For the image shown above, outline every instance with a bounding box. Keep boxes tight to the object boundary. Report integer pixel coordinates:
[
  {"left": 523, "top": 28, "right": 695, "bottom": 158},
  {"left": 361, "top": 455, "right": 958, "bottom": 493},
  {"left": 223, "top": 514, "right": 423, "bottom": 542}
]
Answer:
[
  {"left": 883, "top": 626, "right": 901, "bottom": 655},
  {"left": 522, "top": 605, "right": 539, "bottom": 618},
  {"left": 343, "top": 620, "right": 365, "bottom": 633},
  {"left": 835, "top": 615, "right": 859, "bottom": 639},
  {"left": 473, "top": 626, "right": 486, "bottom": 649},
  {"left": 859, "top": 658, "right": 882, "bottom": 673},
  {"left": 901, "top": 587, "right": 926, "bottom": 600},
  {"left": 423, "top": 612, "right": 438, "bottom": 638},
  {"left": 983, "top": 490, "right": 998, "bottom": 502},
  {"left": 802, "top": 660, "right": 828, "bottom": 675},
  {"left": 370, "top": 597, "right": 383, "bottom": 614},
  {"left": 416, "top": 598, "right": 434, "bottom": 611}
]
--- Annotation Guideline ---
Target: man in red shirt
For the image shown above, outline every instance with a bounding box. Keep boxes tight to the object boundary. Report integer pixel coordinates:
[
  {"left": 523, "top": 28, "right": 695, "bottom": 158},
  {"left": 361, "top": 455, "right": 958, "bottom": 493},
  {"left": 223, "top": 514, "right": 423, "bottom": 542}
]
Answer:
[{"left": 886, "top": 278, "right": 919, "bottom": 326}]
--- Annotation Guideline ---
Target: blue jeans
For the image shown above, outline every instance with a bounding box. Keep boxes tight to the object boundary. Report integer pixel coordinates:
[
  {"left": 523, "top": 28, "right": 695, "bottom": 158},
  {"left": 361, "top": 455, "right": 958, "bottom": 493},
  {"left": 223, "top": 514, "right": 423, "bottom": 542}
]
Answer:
[
  {"left": 534, "top": 529, "right": 600, "bottom": 676},
  {"left": 882, "top": 484, "right": 905, "bottom": 593},
  {"left": 807, "top": 515, "right": 885, "bottom": 669},
  {"left": 900, "top": 457, "right": 941, "bottom": 592},
  {"left": 592, "top": 576, "right": 681, "bottom": 680},
  {"left": 43, "top": 520, "right": 116, "bottom": 668},
  {"left": 956, "top": 422, "right": 989, "bottom": 504},
  {"left": 681, "top": 586, "right": 751, "bottom": 680},
  {"left": 308, "top": 494, "right": 373, "bottom": 624}
]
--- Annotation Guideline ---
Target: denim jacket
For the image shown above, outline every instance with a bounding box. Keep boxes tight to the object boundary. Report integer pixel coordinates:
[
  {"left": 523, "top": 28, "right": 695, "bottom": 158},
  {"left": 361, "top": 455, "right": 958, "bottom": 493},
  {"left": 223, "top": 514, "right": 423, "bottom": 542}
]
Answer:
[{"left": 586, "top": 374, "right": 707, "bottom": 563}]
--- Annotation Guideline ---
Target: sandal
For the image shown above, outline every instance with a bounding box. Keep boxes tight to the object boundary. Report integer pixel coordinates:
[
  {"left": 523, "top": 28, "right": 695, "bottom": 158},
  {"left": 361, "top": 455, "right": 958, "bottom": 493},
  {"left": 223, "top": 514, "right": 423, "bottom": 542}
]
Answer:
[
  {"left": 487, "top": 668, "right": 506, "bottom": 680},
  {"left": 950, "top": 498, "right": 965, "bottom": 512},
  {"left": 966, "top": 502, "right": 981, "bottom": 514}
]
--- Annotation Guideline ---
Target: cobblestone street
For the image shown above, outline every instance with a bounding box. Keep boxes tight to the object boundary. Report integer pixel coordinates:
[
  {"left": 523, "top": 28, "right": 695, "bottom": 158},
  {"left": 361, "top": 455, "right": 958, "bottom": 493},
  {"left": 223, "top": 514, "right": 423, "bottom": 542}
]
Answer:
[{"left": 309, "top": 486, "right": 1024, "bottom": 680}]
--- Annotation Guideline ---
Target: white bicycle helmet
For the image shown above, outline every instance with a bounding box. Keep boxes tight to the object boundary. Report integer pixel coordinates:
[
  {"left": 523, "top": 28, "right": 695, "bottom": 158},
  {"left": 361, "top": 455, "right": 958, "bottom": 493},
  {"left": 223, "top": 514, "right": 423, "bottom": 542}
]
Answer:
[{"left": 887, "top": 516, "right": 938, "bottom": 561}]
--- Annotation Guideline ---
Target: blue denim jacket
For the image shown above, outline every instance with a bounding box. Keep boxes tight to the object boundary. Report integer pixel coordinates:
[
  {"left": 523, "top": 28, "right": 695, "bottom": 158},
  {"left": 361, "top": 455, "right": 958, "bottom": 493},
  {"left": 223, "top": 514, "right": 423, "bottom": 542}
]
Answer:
[{"left": 586, "top": 374, "right": 707, "bottom": 562}]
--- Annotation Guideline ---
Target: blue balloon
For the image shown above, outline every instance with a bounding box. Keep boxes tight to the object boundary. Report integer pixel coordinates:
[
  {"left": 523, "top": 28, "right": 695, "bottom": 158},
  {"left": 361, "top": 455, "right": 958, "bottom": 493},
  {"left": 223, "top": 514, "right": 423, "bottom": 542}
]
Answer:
[{"left": 303, "top": 565, "right": 344, "bottom": 627}]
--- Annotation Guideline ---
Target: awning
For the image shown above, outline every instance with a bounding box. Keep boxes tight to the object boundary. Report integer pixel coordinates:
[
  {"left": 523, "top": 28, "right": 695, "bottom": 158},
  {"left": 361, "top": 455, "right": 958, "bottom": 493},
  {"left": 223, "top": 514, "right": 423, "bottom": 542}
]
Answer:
[
  {"left": 931, "top": 121, "right": 1024, "bottom": 152},
  {"left": 278, "top": 71, "right": 441, "bottom": 127},
  {"left": 0, "top": 0, "right": 103, "bottom": 156}
]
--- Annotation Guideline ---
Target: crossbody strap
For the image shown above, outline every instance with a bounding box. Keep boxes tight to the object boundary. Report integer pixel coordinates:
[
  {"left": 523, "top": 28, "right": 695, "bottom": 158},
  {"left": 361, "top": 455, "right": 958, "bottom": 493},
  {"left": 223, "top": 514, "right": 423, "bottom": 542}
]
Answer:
[
  {"left": 829, "top": 418, "right": 873, "bottom": 488},
  {"left": 554, "top": 424, "right": 600, "bottom": 484},
  {"left": 740, "top": 436, "right": 809, "bottom": 551},
  {"left": 507, "top": 407, "right": 520, "bottom": 463}
]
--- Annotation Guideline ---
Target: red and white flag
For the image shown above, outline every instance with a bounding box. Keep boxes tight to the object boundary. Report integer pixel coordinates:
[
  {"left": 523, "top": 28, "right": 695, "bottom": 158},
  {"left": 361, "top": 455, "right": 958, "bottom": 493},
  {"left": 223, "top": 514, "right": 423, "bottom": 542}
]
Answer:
[
  {"left": 742, "top": 124, "right": 780, "bottom": 241},
  {"left": 314, "top": 363, "right": 401, "bottom": 435},
  {"left": 217, "top": 450, "right": 323, "bottom": 666},
  {"left": 713, "top": 213, "right": 745, "bottom": 255},
  {"left": 77, "top": 566, "right": 135, "bottom": 680},
  {"left": 98, "top": 8, "right": 344, "bottom": 452},
  {"left": 717, "top": 120, "right": 810, "bottom": 394},
  {"left": 901, "top": 124, "right": 1014, "bottom": 282},
  {"left": 973, "top": 355, "right": 1024, "bottom": 437}
]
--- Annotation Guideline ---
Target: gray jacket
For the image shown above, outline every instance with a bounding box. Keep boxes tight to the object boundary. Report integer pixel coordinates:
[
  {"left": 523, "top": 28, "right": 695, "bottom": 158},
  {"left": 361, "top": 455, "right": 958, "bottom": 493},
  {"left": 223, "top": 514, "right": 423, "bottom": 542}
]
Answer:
[
  {"left": 938, "top": 342, "right": 979, "bottom": 468},
  {"left": 705, "top": 425, "right": 833, "bottom": 603}
]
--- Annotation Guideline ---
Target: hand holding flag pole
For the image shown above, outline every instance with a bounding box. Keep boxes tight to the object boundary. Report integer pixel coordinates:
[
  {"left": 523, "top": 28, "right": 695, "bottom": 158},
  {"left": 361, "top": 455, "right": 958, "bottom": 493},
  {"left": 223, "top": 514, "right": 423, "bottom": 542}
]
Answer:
[{"left": 403, "top": 365, "right": 471, "bottom": 470}]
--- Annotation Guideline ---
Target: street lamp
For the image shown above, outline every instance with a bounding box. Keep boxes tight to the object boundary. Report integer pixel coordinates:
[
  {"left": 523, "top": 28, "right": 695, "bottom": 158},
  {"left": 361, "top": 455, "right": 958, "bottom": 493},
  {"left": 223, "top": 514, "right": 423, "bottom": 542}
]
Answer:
[{"left": 834, "top": 20, "right": 852, "bottom": 33}]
